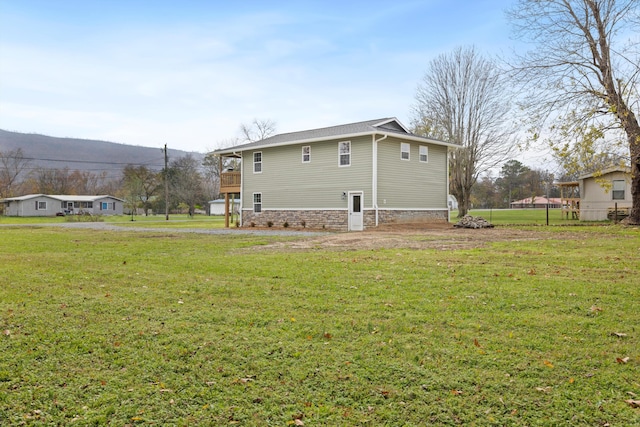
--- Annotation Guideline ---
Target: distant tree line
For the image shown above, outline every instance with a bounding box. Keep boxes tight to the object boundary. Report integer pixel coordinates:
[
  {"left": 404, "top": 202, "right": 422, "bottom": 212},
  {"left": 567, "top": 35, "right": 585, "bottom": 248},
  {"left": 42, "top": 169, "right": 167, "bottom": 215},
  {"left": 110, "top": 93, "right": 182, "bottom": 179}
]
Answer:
[{"left": 1, "top": 120, "right": 276, "bottom": 216}]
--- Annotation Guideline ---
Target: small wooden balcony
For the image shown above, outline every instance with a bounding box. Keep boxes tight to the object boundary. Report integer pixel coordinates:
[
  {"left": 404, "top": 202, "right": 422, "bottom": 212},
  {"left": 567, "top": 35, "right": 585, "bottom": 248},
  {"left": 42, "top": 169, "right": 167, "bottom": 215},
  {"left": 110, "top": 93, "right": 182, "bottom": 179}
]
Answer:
[{"left": 220, "top": 171, "right": 241, "bottom": 194}]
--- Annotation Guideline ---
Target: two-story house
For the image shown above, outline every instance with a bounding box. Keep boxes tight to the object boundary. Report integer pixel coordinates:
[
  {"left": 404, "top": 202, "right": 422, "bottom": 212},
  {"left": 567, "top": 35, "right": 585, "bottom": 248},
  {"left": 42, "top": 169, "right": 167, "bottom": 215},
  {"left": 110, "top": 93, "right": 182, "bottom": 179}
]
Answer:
[{"left": 213, "top": 118, "right": 456, "bottom": 231}]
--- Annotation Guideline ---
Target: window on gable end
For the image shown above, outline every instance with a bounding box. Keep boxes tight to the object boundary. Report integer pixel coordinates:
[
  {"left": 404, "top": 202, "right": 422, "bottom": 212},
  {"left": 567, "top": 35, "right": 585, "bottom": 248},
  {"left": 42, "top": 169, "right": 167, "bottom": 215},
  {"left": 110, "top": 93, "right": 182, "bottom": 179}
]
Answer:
[
  {"left": 302, "top": 146, "right": 310, "bottom": 163},
  {"left": 253, "top": 152, "right": 262, "bottom": 173},
  {"left": 401, "top": 142, "right": 410, "bottom": 160},
  {"left": 419, "top": 146, "right": 428, "bottom": 163},
  {"left": 339, "top": 141, "right": 351, "bottom": 166},
  {"left": 612, "top": 180, "right": 625, "bottom": 200}
]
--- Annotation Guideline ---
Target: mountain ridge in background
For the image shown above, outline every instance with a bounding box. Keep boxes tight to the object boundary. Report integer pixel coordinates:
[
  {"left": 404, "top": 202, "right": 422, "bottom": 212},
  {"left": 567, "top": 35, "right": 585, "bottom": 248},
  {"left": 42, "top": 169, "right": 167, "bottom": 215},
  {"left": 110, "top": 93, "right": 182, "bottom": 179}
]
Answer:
[{"left": 0, "top": 129, "right": 205, "bottom": 180}]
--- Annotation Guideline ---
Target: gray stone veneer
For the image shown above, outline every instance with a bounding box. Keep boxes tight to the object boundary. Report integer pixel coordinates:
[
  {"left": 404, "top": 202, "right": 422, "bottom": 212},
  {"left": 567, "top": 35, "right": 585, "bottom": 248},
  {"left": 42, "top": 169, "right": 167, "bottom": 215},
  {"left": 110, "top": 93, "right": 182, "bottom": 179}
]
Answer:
[{"left": 242, "top": 209, "right": 448, "bottom": 231}]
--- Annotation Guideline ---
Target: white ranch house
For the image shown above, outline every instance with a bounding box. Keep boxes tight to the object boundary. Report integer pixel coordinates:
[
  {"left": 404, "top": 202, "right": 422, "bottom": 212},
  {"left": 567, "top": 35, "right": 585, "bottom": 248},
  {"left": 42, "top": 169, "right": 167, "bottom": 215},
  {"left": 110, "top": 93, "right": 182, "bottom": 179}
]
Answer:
[{"left": 1, "top": 194, "right": 124, "bottom": 217}]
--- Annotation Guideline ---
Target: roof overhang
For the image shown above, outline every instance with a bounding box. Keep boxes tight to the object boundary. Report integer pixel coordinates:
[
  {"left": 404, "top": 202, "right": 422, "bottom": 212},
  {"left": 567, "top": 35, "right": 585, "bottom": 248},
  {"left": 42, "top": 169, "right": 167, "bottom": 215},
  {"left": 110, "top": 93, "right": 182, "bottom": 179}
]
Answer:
[{"left": 213, "top": 131, "right": 459, "bottom": 156}]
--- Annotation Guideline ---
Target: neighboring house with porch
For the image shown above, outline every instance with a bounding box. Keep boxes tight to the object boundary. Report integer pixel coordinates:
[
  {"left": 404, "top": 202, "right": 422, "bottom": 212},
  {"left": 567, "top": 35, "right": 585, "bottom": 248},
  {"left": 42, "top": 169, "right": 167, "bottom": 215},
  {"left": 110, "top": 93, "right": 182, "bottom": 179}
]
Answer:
[
  {"left": 213, "top": 118, "right": 457, "bottom": 231},
  {"left": 1, "top": 194, "right": 124, "bottom": 217},
  {"left": 578, "top": 167, "right": 632, "bottom": 221}
]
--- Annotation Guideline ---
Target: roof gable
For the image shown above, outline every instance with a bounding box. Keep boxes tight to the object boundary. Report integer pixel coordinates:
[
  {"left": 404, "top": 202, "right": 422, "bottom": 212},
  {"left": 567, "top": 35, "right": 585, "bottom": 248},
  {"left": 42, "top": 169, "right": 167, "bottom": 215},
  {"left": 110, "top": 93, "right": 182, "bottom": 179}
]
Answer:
[{"left": 579, "top": 167, "right": 631, "bottom": 180}]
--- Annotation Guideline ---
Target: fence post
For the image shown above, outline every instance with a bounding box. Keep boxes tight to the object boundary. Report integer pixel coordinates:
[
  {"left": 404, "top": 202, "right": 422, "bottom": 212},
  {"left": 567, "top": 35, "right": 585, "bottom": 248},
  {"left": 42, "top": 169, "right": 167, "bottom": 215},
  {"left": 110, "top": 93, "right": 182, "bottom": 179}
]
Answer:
[
  {"left": 614, "top": 202, "right": 618, "bottom": 224},
  {"left": 546, "top": 203, "right": 549, "bottom": 226}
]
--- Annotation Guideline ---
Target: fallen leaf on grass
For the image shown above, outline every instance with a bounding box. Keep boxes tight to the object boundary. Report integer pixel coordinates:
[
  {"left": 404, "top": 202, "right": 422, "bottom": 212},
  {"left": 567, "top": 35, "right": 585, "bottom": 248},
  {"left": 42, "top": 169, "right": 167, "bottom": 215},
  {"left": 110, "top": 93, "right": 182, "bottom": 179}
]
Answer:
[
  {"left": 294, "top": 419, "right": 304, "bottom": 426},
  {"left": 528, "top": 268, "right": 536, "bottom": 275},
  {"left": 536, "top": 386, "right": 552, "bottom": 392},
  {"left": 2, "top": 330, "right": 10, "bottom": 336},
  {"left": 543, "top": 360, "right": 554, "bottom": 368},
  {"left": 625, "top": 399, "right": 640, "bottom": 408},
  {"left": 590, "top": 305, "right": 602, "bottom": 312},
  {"left": 474, "top": 338, "right": 481, "bottom": 348},
  {"left": 616, "top": 357, "right": 630, "bottom": 364},
  {"left": 451, "top": 389, "right": 463, "bottom": 395},
  {"left": 611, "top": 332, "right": 628, "bottom": 338},
  {"left": 323, "top": 332, "right": 332, "bottom": 340}
]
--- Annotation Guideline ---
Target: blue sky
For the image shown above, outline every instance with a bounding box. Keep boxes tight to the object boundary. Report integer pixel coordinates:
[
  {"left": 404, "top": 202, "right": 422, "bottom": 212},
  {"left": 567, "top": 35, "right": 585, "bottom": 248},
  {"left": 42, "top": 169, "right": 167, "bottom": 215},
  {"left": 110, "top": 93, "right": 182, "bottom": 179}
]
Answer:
[{"left": 0, "top": 0, "right": 517, "bottom": 153}]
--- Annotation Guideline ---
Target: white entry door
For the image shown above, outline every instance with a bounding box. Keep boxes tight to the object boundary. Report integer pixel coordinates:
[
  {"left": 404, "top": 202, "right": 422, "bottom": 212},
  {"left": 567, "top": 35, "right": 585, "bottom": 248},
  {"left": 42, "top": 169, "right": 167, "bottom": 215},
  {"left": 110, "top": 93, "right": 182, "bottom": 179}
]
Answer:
[{"left": 348, "top": 191, "right": 364, "bottom": 231}]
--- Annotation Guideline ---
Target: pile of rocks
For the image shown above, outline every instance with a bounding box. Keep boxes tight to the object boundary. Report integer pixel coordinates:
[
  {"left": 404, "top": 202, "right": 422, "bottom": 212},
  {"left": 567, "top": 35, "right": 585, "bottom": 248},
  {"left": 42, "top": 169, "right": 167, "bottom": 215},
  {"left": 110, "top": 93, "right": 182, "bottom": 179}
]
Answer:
[{"left": 453, "top": 215, "right": 495, "bottom": 229}]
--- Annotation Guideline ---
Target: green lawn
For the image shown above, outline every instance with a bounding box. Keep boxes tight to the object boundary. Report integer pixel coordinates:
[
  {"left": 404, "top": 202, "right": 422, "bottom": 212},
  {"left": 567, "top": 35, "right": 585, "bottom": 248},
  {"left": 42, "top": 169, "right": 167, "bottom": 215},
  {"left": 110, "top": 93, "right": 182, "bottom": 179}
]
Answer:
[
  {"left": 0, "top": 214, "right": 227, "bottom": 228},
  {"left": 1, "top": 225, "right": 639, "bottom": 425},
  {"left": 452, "top": 208, "right": 586, "bottom": 225}
]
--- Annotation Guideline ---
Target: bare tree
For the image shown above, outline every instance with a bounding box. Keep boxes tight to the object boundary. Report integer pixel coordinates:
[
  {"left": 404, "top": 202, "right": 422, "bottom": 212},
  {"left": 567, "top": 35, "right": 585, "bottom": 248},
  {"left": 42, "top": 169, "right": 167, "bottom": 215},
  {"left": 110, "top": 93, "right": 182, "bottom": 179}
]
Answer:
[
  {"left": 0, "top": 148, "right": 31, "bottom": 198},
  {"left": 412, "top": 46, "right": 516, "bottom": 216},
  {"left": 239, "top": 118, "right": 277, "bottom": 143},
  {"left": 508, "top": 0, "right": 640, "bottom": 224},
  {"left": 168, "top": 155, "right": 205, "bottom": 216},
  {"left": 122, "top": 165, "right": 161, "bottom": 215}
]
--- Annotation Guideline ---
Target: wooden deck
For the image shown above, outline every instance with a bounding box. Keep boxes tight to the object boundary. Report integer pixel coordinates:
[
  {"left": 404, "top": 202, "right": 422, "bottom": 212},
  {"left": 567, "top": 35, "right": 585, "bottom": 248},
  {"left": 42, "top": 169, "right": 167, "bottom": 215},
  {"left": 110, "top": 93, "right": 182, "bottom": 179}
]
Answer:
[{"left": 220, "top": 171, "right": 241, "bottom": 194}]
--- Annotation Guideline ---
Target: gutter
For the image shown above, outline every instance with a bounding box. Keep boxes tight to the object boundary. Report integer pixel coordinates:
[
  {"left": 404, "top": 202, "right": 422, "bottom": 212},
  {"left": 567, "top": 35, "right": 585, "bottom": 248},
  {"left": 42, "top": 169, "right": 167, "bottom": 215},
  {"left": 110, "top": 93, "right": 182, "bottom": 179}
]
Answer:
[
  {"left": 373, "top": 133, "right": 388, "bottom": 226},
  {"left": 213, "top": 131, "right": 458, "bottom": 156}
]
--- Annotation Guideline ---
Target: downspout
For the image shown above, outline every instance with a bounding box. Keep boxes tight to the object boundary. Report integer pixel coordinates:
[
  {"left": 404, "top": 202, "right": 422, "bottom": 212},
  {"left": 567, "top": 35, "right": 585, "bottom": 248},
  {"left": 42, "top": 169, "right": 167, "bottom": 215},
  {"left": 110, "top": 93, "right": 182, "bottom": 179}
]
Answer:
[
  {"left": 373, "top": 133, "right": 387, "bottom": 226},
  {"left": 446, "top": 147, "right": 451, "bottom": 223},
  {"left": 236, "top": 152, "right": 243, "bottom": 227}
]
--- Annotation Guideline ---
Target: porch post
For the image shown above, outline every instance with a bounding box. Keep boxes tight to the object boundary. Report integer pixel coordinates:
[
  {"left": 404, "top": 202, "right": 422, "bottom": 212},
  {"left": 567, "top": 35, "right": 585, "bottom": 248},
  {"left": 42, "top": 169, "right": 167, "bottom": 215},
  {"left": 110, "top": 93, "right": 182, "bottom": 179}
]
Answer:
[{"left": 224, "top": 192, "right": 230, "bottom": 228}]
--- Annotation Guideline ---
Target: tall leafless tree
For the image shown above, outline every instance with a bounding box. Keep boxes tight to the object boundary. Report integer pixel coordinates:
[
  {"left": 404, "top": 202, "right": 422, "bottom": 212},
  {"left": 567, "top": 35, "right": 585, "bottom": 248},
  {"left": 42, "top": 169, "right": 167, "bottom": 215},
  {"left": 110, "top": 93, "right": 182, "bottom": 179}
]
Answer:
[
  {"left": 508, "top": 0, "right": 640, "bottom": 224},
  {"left": 412, "top": 46, "right": 516, "bottom": 216},
  {"left": 239, "top": 118, "right": 277, "bottom": 143}
]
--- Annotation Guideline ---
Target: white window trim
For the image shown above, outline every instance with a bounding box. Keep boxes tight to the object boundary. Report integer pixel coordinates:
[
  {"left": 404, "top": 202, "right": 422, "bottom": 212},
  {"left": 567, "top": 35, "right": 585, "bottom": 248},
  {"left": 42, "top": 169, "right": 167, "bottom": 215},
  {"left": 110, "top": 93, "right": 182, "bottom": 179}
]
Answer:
[
  {"left": 338, "top": 141, "right": 351, "bottom": 167},
  {"left": 419, "top": 145, "right": 429, "bottom": 163},
  {"left": 302, "top": 145, "right": 310, "bottom": 163},
  {"left": 401, "top": 142, "right": 410, "bottom": 161},
  {"left": 36, "top": 201, "right": 47, "bottom": 210},
  {"left": 253, "top": 192, "right": 262, "bottom": 213},
  {"left": 253, "top": 151, "right": 263, "bottom": 174}
]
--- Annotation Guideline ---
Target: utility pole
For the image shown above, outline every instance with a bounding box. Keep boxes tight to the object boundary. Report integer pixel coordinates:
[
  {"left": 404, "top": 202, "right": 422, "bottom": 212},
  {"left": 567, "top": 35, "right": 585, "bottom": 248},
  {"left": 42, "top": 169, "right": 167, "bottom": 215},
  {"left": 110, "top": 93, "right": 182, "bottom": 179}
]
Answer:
[{"left": 163, "top": 144, "right": 169, "bottom": 221}]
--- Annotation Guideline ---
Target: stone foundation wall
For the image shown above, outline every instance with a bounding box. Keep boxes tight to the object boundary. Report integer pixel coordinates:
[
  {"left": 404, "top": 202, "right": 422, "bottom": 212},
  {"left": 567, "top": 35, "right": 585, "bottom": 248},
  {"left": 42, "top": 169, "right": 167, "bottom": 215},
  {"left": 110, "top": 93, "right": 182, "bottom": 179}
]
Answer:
[
  {"left": 377, "top": 209, "right": 448, "bottom": 224},
  {"left": 242, "top": 209, "right": 448, "bottom": 231},
  {"left": 242, "top": 210, "right": 349, "bottom": 231}
]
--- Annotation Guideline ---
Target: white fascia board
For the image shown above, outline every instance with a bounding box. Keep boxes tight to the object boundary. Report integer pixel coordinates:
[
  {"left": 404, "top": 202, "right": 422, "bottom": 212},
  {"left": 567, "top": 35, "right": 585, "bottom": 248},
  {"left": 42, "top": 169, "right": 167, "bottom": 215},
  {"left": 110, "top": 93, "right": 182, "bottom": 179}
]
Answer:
[
  {"left": 215, "top": 132, "right": 457, "bottom": 155},
  {"left": 373, "top": 117, "right": 409, "bottom": 133}
]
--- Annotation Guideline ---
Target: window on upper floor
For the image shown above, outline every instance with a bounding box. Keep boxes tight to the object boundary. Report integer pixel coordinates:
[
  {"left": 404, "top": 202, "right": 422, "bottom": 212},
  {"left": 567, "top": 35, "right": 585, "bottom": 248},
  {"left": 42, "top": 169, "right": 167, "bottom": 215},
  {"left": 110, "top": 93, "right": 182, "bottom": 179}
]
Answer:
[
  {"left": 302, "top": 146, "right": 310, "bottom": 163},
  {"left": 253, "top": 152, "right": 262, "bottom": 173},
  {"left": 612, "top": 180, "right": 625, "bottom": 200},
  {"left": 339, "top": 141, "right": 351, "bottom": 166},
  {"left": 401, "top": 142, "right": 410, "bottom": 160},
  {"left": 419, "top": 146, "right": 428, "bottom": 163}
]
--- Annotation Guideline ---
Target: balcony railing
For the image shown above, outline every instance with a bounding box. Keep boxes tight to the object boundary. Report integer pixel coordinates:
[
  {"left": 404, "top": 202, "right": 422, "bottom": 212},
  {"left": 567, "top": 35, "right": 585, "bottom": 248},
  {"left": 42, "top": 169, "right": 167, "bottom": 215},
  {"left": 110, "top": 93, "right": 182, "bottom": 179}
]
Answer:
[{"left": 220, "top": 171, "right": 241, "bottom": 194}]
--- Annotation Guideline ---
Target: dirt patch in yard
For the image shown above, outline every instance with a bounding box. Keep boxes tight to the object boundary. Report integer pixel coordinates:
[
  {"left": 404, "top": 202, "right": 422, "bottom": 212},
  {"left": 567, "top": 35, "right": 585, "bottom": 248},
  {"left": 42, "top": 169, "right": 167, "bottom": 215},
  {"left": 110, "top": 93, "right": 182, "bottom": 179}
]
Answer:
[{"left": 250, "top": 223, "right": 576, "bottom": 252}]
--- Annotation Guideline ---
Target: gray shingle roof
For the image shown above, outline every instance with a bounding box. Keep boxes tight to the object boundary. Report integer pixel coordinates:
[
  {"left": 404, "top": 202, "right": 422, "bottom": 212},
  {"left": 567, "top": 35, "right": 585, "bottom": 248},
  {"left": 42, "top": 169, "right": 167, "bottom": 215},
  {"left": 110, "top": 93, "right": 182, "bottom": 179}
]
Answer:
[{"left": 213, "top": 117, "right": 453, "bottom": 155}]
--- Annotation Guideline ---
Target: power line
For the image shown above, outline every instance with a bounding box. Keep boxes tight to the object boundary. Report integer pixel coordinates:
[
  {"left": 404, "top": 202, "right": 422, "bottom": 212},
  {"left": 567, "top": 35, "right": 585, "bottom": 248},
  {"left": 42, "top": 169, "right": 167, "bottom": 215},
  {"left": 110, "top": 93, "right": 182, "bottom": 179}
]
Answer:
[{"left": 15, "top": 156, "right": 164, "bottom": 168}]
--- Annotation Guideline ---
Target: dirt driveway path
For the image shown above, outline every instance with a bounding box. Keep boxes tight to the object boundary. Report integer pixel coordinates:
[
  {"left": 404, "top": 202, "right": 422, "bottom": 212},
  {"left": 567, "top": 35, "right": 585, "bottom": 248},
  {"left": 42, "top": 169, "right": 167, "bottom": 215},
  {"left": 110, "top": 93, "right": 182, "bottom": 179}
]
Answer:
[{"left": 2, "top": 221, "right": 586, "bottom": 251}]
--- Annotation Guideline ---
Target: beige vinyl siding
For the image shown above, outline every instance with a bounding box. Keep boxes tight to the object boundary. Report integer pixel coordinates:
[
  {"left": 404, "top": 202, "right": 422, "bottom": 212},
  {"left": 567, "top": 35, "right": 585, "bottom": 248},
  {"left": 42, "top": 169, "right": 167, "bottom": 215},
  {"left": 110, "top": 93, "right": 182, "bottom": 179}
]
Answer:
[
  {"left": 242, "top": 136, "right": 373, "bottom": 209},
  {"left": 579, "top": 171, "right": 632, "bottom": 220},
  {"left": 582, "top": 172, "right": 631, "bottom": 203},
  {"left": 377, "top": 137, "right": 448, "bottom": 209}
]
